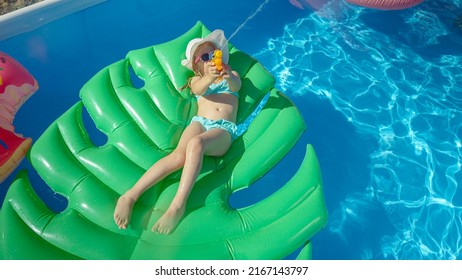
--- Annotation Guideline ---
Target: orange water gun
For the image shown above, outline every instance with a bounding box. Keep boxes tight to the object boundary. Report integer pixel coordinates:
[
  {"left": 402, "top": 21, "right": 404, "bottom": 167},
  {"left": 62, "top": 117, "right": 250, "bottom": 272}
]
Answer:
[
  {"left": 211, "top": 49, "right": 223, "bottom": 71},
  {"left": 211, "top": 49, "right": 223, "bottom": 81}
]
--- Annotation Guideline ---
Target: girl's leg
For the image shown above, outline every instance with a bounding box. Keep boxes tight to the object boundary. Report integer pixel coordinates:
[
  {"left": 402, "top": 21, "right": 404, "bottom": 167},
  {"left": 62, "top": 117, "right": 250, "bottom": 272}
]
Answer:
[
  {"left": 152, "top": 128, "right": 232, "bottom": 234},
  {"left": 114, "top": 122, "right": 205, "bottom": 229}
]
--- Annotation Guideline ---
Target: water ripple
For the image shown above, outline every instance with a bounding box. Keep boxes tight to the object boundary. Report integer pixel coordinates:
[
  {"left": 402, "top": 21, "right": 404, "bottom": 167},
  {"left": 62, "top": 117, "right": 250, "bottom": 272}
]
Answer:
[{"left": 255, "top": 0, "right": 462, "bottom": 259}]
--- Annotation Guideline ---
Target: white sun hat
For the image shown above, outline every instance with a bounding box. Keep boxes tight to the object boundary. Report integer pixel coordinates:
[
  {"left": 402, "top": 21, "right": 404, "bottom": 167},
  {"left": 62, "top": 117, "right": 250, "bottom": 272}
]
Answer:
[{"left": 181, "top": 29, "right": 229, "bottom": 70}]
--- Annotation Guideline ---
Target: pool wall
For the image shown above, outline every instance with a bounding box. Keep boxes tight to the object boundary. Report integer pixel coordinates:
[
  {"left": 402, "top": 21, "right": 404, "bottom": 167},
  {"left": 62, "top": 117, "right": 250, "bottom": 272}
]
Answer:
[{"left": 0, "top": 0, "right": 107, "bottom": 41}]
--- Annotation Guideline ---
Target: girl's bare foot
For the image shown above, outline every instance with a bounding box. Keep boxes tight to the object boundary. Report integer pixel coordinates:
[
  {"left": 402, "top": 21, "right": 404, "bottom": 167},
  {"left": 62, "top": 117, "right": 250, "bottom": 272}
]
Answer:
[
  {"left": 151, "top": 206, "right": 185, "bottom": 235},
  {"left": 114, "top": 194, "right": 136, "bottom": 229}
]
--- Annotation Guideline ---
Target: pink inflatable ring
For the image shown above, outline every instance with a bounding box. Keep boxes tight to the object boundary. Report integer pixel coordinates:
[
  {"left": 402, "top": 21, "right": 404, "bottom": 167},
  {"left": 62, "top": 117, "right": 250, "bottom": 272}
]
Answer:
[
  {"left": 0, "top": 51, "right": 39, "bottom": 183},
  {"left": 346, "top": 0, "right": 424, "bottom": 10}
]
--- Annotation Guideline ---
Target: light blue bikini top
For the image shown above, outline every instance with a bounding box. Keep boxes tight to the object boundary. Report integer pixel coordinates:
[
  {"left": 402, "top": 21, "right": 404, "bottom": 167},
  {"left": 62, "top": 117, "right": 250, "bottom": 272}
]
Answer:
[{"left": 196, "top": 79, "right": 239, "bottom": 98}]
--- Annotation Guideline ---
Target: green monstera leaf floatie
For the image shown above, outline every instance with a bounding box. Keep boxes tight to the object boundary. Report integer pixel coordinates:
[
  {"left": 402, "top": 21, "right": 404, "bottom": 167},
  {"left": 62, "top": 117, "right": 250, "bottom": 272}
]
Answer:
[{"left": 0, "top": 22, "right": 327, "bottom": 260}]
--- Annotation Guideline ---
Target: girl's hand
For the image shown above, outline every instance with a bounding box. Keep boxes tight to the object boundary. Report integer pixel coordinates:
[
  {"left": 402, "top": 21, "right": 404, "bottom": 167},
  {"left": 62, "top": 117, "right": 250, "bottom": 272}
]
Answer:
[
  {"left": 220, "top": 64, "right": 232, "bottom": 80},
  {"left": 204, "top": 62, "right": 221, "bottom": 81}
]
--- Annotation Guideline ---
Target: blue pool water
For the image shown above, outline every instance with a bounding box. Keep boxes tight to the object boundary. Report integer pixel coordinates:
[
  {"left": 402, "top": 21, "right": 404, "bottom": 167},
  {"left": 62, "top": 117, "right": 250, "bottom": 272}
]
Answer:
[{"left": 1, "top": 0, "right": 462, "bottom": 260}]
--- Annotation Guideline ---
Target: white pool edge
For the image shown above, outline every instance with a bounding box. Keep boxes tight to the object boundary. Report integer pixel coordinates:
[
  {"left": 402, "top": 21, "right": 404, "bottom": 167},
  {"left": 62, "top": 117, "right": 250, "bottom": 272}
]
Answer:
[{"left": 0, "top": 0, "right": 108, "bottom": 41}]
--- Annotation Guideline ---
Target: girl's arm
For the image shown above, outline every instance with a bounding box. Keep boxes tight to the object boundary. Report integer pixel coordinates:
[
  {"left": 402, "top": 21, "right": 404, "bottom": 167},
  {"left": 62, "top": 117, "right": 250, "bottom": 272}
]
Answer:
[
  {"left": 224, "top": 68, "right": 241, "bottom": 93},
  {"left": 190, "top": 62, "right": 221, "bottom": 96},
  {"left": 190, "top": 75, "right": 215, "bottom": 96},
  {"left": 190, "top": 62, "right": 241, "bottom": 95},
  {"left": 220, "top": 63, "right": 241, "bottom": 92}
]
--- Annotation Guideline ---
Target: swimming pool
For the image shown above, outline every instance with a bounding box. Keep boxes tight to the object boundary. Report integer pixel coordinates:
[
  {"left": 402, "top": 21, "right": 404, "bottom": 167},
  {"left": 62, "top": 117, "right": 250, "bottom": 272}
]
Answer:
[{"left": 1, "top": 0, "right": 461, "bottom": 260}]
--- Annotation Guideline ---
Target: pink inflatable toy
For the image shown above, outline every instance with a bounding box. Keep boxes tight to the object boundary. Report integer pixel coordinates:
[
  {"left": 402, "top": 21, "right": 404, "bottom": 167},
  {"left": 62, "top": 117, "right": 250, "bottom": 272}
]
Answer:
[
  {"left": 289, "top": 0, "right": 424, "bottom": 10},
  {"left": 345, "top": 0, "right": 424, "bottom": 10},
  {"left": 0, "top": 51, "right": 38, "bottom": 183}
]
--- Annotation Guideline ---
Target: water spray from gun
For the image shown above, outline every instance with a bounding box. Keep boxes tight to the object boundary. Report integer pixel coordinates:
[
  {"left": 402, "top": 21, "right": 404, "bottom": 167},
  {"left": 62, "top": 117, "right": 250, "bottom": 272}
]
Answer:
[{"left": 212, "top": 0, "right": 271, "bottom": 77}]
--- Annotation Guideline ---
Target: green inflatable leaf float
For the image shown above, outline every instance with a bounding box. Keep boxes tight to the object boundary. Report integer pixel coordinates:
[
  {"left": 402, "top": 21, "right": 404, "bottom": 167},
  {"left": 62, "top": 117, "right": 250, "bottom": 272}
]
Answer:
[{"left": 0, "top": 22, "right": 327, "bottom": 260}]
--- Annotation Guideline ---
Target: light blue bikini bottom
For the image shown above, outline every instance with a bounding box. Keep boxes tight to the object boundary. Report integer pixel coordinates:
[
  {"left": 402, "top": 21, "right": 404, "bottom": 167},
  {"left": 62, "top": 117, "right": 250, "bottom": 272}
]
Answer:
[{"left": 191, "top": 116, "right": 238, "bottom": 140}]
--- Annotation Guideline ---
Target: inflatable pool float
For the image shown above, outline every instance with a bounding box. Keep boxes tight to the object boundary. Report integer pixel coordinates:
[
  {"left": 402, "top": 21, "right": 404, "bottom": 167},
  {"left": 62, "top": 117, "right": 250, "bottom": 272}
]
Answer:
[
  {"left": 0, "top": 51, "right": 38, "bottom": 183},
  {"left": 0, "top": 22, "right": 327, "bottom": 259},
  {"left": 346, "top": 0, "right": 424, "bottom": 10},
  {"left": 290, "top": 0, "right": 424, "bottom": 10},
  {"left": 0, "top": 128, "right": 32, "bottom": 183}
]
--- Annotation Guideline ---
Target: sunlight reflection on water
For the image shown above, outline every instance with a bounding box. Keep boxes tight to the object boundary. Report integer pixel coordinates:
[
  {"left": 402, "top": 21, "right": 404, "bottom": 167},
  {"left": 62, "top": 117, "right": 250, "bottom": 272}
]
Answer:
[{"left": 256, "top": 0, "right": 462, "bottom": 259}]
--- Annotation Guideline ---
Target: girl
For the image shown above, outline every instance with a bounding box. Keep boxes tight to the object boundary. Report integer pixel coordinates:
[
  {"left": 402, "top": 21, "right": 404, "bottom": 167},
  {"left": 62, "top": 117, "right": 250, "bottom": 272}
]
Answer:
[{"left": 113, "top": 30, "right": 241, "bottom": 234}]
